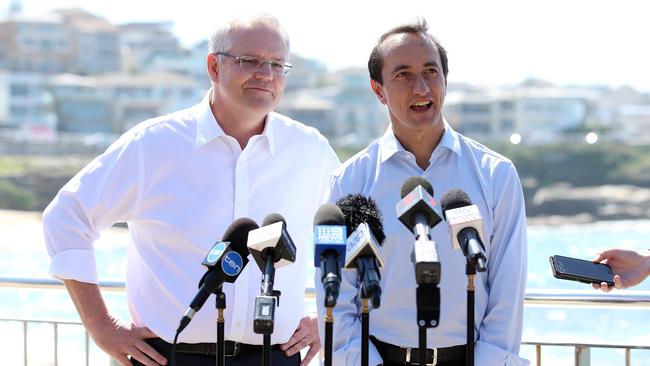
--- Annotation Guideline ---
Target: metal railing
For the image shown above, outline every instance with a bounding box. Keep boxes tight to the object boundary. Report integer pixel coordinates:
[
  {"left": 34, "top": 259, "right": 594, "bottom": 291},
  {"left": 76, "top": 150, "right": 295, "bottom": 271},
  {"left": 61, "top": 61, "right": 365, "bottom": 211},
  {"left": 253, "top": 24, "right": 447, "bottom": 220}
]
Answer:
[{"left": 1, "top": 277, "right": 649, "bottom": 366}]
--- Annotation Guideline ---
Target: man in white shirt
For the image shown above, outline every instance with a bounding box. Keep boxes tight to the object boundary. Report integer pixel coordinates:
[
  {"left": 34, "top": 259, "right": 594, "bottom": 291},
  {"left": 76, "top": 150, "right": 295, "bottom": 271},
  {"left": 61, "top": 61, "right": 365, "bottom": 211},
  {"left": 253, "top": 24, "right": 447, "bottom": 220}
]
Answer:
[
  {"left": 316, "top": 20, "right": 528, "bottom": 365},
  {"left": 43, "top": 15, "right": 339, "bottom": 366}
]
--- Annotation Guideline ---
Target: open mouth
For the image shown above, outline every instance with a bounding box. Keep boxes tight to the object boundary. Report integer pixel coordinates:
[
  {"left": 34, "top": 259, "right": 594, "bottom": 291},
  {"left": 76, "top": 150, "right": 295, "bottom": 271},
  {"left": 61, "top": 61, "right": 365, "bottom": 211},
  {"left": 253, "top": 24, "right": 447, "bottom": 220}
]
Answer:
[{"left": 410, "top": 101, "right": 432, "bottom": 112}]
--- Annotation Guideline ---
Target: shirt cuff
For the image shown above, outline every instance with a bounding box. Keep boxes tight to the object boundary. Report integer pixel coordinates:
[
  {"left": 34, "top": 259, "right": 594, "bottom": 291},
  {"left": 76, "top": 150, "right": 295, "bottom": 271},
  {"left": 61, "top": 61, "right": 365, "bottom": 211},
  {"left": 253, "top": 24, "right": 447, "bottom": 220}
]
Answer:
[
  {"left": 49, "top": 249, "right": 99, "bottom": 284},
  {"left": 475, "top": 341, "right": 530, "bottom": 366}
]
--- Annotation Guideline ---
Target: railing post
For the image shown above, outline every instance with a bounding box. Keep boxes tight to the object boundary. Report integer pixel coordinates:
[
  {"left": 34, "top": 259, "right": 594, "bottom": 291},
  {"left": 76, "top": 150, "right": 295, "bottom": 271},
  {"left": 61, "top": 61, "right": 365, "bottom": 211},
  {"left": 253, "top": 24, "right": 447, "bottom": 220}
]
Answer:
[
  {"left": 54, "top": 322, "right": 58, "bottom": 366},
  {"left": 23, "top": 321, "right": 27, "bottom": 366},
  {"left": 625, "top": 348, "right": 631, "bottom": 366},
  {"left": 536, "top": 344, "right": 542, "bottom": 366},
  {"left": 575, "top": 345, "right": 590, "bottom": 366}
]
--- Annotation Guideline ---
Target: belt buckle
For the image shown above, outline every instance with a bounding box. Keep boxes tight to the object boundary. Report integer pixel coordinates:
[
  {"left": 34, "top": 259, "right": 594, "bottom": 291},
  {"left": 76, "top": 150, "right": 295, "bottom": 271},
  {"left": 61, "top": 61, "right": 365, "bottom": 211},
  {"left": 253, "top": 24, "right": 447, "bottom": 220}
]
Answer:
[
  {"left": 225, "top": 342, "right": 240, "bottom": 357},
  {"left": 427, "top": 347, "right": 438, "bottom": 366}
]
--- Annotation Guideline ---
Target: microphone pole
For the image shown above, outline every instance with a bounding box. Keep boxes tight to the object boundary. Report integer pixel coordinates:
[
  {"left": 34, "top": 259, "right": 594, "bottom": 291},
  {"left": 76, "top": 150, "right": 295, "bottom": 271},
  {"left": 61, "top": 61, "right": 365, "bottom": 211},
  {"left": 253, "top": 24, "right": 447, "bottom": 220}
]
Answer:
[
  {"left": 216, "top": 290, "right": 226, "bottom": 366},
  {"left": 248, "top": 213, "right": 297, "bottom": 366},
  {"left": 261, "top": 251, "right": 277, "bottom": 366},
  {"left": 441, "top": 188, "right": 489, "bottom": 366},
  {"left": 313, "top": 204, "right": 347, "bottom": 366},
  {"left": 466, "top": 260, "right": 475, "bottom": 366},
  {"left": 396, "top": 177, "right": 443, "bottom": 366}
]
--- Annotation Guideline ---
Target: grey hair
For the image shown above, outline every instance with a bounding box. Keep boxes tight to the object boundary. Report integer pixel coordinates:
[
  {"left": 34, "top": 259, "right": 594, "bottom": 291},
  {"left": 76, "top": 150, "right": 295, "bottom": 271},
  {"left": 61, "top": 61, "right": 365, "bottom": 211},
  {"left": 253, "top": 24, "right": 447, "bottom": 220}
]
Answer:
[{"left": 208, "top": 14, "right": 290, "bottom": 54}]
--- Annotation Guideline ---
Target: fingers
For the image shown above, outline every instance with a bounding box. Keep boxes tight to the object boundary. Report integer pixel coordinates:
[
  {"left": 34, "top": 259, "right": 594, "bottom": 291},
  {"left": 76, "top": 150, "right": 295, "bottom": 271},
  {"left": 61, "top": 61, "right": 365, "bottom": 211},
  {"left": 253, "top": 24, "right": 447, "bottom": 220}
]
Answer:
[
  {"left": 127, "top": 345, "right": 157, "bottom": 366},
  {"left": 130, "top": 327, "right": 166, "bottom": 365},
  {"left": 116, "top": 355, "right": 134, "bottom": 366},
  {"left": 281, "top": 329, "right": 310, "bottom": 356},
  {"left": 300, "top": 343, "right": 321, "bottom": 366},
  {"left": 614, "top": 274, "right": 626, "bottom": 289}
]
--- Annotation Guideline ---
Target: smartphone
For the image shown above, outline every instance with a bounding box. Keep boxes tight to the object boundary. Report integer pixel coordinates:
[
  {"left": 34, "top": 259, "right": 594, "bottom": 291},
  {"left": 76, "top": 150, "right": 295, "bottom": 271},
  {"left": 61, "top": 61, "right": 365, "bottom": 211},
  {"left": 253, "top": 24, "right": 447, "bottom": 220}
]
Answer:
[{"left": 549, "top": 255, "right": 615, "bottom": 286}]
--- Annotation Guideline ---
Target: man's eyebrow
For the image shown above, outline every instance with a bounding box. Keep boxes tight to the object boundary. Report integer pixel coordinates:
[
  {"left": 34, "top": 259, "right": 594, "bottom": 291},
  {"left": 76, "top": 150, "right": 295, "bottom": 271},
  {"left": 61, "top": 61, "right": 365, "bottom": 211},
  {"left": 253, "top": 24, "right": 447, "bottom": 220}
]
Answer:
[
  {"left": 390, "top": 64, "right": 410, "bottom": 74},
  {"left": 391, "top": 61, "right": 439, "bottom": 74}
]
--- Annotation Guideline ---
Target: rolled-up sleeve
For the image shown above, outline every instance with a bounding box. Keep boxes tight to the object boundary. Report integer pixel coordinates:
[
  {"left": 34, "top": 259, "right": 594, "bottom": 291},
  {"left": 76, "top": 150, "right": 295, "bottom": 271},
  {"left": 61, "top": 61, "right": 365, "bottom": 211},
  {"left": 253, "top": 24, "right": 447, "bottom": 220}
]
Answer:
[{"left": 43, "top": 131, "right": 143, "bottom": 284}]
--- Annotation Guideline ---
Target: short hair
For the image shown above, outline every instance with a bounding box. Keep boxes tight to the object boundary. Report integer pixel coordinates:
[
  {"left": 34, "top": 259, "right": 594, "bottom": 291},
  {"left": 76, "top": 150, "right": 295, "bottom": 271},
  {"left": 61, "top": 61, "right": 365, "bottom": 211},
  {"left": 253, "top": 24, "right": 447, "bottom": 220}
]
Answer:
[
  {"left": 208, "top": 14, "right": 290, "bottom": 54},
  {"left": 368, "top": 19, "right": 448, "bottom": 84}
]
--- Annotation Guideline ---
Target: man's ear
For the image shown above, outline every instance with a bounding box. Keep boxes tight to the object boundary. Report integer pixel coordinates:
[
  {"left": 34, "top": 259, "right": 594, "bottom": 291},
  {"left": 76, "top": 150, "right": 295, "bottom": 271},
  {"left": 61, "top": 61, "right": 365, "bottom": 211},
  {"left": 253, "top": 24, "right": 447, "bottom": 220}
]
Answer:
[
  {"left": 370, "top": 79, "right": 387, "bottom": 105},
  {"left": 207, "top": 54, "right": 219, "bottom": 83}
]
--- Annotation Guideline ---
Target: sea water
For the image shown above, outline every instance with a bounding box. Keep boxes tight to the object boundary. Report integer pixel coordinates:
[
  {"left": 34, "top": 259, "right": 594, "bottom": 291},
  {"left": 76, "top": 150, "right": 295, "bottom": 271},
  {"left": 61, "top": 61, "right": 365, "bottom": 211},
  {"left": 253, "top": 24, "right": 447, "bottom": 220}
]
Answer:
[{"left": 1, "top": 214, "right": 649, "bottom": 365}]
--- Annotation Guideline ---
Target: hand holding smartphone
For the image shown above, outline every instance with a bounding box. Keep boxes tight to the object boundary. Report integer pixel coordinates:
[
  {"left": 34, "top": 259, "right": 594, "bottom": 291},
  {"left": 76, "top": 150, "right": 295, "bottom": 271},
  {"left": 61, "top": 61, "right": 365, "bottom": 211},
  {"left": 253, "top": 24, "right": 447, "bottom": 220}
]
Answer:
[{"left": 549, "top": 255, "right": 615, "bottom": 286}]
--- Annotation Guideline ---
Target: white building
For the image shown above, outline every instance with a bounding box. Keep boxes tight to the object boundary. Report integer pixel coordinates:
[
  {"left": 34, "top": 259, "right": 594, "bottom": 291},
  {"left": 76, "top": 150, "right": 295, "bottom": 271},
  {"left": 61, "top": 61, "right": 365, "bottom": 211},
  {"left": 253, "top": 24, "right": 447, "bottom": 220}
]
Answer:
[{"left": 0, "top": 71, "right": 56, "bottom": 131}]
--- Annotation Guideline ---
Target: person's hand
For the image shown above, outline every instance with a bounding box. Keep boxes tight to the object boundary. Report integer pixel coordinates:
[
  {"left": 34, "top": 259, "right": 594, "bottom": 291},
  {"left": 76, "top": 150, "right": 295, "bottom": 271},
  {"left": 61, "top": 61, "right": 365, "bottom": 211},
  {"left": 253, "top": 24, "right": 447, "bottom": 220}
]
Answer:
[
  {"left": 280, "top": 315, "right": 321, "bottom": 366},
  {"left": 87, "top": 314, "right": 167, "bottom": 366},
  {"left": 592, "top": 248, "right": 650, "bottom": 292}
]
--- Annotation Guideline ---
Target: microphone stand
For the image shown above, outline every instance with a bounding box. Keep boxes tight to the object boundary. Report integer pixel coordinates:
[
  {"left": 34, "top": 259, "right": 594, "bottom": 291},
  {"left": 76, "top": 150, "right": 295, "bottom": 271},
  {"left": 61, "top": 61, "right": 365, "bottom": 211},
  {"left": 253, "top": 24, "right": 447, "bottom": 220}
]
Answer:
[
  {"left": 216, "top": 290, "right": 226, "bottom": 366},
  {"left": 416, "top": 284, "right": 440, "bottom": 366},
  {"left": 254, "top": 250, "right": 281, "bottom": 366},
  {"left": 324, "top": 306, "right": 334, "bottom": 366},
  {"left": 466, "top": 261, "right": 476, "bottom": 366},
  {"left": 361, "top": 296, "right": 369, "bottom": 366}
]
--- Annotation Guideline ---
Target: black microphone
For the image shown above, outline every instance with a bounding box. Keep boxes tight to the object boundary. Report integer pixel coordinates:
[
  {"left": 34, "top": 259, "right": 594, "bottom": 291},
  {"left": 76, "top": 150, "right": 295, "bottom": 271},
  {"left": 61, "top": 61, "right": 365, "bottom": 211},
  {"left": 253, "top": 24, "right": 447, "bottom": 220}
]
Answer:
[
  {"left": 441, "top": 189, "right": 487, "bottom": 272},
  {"left": 177, "top": 217, "right": 259, "bottom": 334},
  {"left": 247, "top": 213, "right": 297, "bottom": 334},
  {"left": 395, "top": 176, "right": 443, "bottom": 285},
  {"left": 313, "top": 204, "right": 347, "bottom": 308},
  {"left": 336, "top": 194, "right": 385, "bottom": 309}
]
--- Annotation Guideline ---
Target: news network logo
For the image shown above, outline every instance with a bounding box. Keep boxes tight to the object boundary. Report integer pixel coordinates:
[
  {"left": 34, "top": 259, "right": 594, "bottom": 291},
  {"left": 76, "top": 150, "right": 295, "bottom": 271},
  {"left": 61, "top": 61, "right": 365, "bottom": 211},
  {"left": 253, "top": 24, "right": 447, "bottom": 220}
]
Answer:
[
  {"left": 314, "top": 225, "right": 346, "bottom": 245},
  {"left": 222, "top": 251, "right": 243, "bottom": 276},
  {"left": 206, "top": 242, "right": 227, "bottom": 265}
]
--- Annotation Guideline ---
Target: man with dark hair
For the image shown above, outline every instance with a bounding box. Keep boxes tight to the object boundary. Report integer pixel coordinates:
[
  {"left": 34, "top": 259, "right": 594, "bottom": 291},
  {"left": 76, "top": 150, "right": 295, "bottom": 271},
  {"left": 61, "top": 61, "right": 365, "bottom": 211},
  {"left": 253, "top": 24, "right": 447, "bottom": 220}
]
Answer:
[
  {"left": 43, "top": 15, "right": 339, "bottom": 366},
  {"left": 316, "top": 19, "right": 529, "bottom": 365}
]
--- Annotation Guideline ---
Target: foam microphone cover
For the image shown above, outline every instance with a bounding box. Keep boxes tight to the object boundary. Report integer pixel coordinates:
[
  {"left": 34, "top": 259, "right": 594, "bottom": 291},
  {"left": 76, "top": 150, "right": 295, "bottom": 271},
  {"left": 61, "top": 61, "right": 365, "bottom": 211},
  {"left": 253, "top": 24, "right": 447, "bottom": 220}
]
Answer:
[
  {"left": 400, "top": 176, "right": 434, "bottom": 198},
  {"left": 335, "top": 194, "right": 386, "bottom": 245}
]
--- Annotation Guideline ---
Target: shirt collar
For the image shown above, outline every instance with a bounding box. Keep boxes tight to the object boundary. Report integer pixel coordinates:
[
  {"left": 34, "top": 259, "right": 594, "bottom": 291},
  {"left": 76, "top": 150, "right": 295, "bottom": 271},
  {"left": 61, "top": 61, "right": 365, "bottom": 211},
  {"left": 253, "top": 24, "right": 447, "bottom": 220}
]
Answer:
[
  {"left": 379, "top": 118, "right": 462, "bottom": 163},
  {"left": 195, "top": 93, "right": 276, "bottom": 156}
]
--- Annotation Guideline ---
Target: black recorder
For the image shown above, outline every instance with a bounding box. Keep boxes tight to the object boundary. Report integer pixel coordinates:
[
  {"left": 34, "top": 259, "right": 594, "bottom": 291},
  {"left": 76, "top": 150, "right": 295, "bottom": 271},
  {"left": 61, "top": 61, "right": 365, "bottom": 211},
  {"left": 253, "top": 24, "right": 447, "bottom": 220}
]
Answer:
[{"left": 549, "top": 255, "right": 615, "bottom": 286}]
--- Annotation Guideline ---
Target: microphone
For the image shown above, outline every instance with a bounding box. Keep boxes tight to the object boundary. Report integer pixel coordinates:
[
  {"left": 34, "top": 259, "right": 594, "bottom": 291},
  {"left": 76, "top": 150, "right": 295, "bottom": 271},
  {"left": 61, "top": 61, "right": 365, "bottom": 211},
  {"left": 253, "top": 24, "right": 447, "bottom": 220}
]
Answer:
[
  {"left": 395, "top": 176, "right": 443, "bottom": 285},
  {"left": 177, "top": 217, "right": 259, "bottom": 334},
  {"left": 336, "top": 194, "right": 385, "bottom": 309},
  {"left": 313, "top": 204, "right": 347, "bottom": 308},
  {"left": 441, "top": 189, "right": 487, "bottom": 272},
  {"left": 247, "top": 213, "right": 297, "bottom": 334}
]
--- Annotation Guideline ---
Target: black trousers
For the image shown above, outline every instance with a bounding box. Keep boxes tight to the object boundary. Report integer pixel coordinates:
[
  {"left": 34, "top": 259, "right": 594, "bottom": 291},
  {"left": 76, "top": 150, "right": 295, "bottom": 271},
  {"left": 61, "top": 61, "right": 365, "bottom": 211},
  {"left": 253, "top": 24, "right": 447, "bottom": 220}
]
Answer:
[
  {"left": 382, "top": 359, "right": 466, "bottom": 366},
  {"left": 131, "top": 342, "right": 301, "bottom": 366}
]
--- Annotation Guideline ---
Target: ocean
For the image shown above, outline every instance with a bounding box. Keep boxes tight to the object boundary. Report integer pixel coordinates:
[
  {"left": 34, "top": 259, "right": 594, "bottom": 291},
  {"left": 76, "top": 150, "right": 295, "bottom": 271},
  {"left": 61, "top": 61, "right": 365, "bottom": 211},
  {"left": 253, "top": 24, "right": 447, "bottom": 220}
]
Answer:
[{"left": 0, "top": 211, "right": 649, "bottom": 365}]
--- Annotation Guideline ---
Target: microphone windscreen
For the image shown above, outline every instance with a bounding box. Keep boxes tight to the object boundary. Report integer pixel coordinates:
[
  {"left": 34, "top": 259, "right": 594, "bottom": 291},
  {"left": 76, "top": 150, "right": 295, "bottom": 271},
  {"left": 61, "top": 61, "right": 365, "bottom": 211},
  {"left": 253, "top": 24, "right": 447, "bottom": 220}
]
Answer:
[
  {"left": 400, "top": 176, "right": 434, "bottom": 198},
  {"left": 222, "top": 218, "right": 259, "bottom": 257},
  {"left": 313, "top": 204, "right": 346, "bottom": 226},
  {"left": 335, "top": 194, "right": 386, "bottom": 245},
  {"left": 262, "top": 213, "right": 286, "bottom": 227},
  {"left": 440, "top": 189, "right": 473, "bottom": 219}
]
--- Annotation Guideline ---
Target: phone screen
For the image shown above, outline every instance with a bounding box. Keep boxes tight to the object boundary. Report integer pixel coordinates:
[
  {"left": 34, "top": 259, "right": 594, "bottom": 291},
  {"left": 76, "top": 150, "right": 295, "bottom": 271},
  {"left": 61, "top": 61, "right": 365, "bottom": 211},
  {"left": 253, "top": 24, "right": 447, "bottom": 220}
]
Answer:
[{"left": 552, "top": 255, "right": 614, "bottom": 284}]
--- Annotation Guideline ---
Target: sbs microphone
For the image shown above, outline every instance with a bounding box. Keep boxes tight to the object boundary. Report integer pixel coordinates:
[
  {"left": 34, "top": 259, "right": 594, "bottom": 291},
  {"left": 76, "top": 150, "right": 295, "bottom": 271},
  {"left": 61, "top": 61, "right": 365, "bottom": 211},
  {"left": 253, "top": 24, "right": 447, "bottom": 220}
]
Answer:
[
  {"left": 247, "top": 213, "right": 297, "bottom": 270},
  {"left": 441, "top": 189, "right": 487, "bottom": 272},
  {"left": 177, "top": 217, "right": 259, "bottom": 334},
  {"left": 313, "top": 204, "right": 347, "bottom": 307},
  {"left": 396, "top": 176, "right": 442, "bottom": 285},
  {"left": 336, "top": 194, "right": 385, "bottom": 308}
]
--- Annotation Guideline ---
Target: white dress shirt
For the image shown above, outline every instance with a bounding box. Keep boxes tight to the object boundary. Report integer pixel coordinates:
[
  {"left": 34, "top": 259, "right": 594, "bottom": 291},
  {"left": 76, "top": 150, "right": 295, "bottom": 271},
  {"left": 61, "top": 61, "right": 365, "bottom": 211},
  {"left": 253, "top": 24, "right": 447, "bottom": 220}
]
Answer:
[
  {"left": 43, "top": 95, "right": 340, "bottom": 344},
  {"left": 316, "top": 123, "right": 529, "bottom": 365}
]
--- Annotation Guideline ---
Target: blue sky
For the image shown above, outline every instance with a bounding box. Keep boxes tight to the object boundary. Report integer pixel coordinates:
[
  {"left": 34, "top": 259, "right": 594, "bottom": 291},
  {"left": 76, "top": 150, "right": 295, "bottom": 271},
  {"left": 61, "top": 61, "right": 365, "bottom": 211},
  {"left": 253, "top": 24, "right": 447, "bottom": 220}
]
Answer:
[{"left": 9, "top": 0, "right": 650, "bottom": 91}]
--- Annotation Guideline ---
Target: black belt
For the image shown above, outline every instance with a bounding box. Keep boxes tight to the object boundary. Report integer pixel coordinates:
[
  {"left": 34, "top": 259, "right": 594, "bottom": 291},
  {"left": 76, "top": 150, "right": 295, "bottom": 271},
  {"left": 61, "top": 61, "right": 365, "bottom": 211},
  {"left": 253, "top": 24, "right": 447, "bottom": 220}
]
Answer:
[
  {"left": 370, "top": 336, "right": 466, "bottom": 365},
  {"left": 148, "top": 338, "right": 281, "bottom": 357}
]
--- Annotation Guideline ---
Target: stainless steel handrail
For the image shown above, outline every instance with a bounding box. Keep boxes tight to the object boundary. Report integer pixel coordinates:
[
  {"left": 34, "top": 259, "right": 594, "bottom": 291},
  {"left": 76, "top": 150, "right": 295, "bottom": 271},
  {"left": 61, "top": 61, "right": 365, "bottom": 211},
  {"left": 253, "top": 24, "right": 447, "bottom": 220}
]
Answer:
[{"left": 2, "top": 276, "right": 649, "bottom": 306}]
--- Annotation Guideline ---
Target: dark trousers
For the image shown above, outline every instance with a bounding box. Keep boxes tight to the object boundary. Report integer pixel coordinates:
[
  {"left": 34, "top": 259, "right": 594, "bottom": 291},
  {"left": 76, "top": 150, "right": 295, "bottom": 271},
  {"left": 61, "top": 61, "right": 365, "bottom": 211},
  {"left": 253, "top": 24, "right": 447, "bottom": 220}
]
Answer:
[
  {"left": 131, "top": 341, "right": 301, "bottom": 366},
  {"left": 382, "top": 359, "right": 466, "bottom": 366}
]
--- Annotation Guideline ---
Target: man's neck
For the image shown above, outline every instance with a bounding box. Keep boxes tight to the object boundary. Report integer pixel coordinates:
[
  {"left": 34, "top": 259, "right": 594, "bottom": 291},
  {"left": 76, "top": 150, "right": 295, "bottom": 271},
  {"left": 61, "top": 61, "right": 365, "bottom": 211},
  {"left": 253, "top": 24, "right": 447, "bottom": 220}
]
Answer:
[
  {"left": 210, "top": 96, "right": 267, "bottom": 150},
  {"left": 393, "top": 123, "right": 444, "bottom": 170}
]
